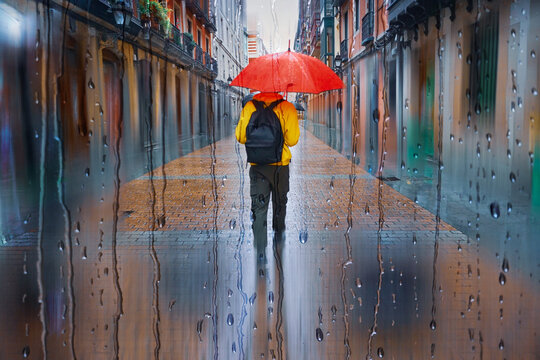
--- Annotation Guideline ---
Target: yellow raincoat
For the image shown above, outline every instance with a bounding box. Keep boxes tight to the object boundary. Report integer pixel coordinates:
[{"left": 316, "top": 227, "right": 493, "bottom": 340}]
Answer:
[{"left": 235, "top": 92, "right": 300, "bottom": 166}]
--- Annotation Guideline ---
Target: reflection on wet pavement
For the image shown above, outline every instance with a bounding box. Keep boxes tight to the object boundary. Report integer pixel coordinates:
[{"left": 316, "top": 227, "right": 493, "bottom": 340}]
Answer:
[{"left": 1, "top": 132, "right": 537, "bottom": 359}]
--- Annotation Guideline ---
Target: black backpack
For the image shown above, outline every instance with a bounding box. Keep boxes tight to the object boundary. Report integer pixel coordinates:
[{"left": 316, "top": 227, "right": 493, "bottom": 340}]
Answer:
[{"left": 245, "top": 99, "right": 284, "bottom": 165}]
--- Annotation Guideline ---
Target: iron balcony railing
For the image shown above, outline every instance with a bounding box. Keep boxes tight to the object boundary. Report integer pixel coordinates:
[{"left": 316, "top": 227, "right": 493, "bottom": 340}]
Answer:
[
  {"left": 204, "top": 52, "right": 212, "bottom": 68},
  {"left": 183, "top": 33, "right": 195, "bottom": 56},
  {"left": 171, "top": 25, "right": 183, "bottom": 49},
  {"left": 185, "top": 0, "right": 216, "bottom": 32},
  {"left": 194, "top": 45, "right": 203, "bottom": 63},
  {"left": 340, "top": 39, "right": 348, "bottom": 62},
  {"left": 210, "top": 58, "right": 218, "bottom": 74},
  {"left": 361, "top": 10, "right": 374, "bottom": 45}
]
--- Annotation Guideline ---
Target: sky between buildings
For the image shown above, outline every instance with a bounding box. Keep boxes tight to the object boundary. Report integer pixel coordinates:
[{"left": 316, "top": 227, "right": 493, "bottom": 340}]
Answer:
[{"left": 246, "top": 0, "right": 300, "bottom": 53}]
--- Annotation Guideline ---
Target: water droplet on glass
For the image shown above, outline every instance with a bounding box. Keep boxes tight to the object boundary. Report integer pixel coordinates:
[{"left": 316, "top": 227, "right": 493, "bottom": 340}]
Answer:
[
  {"left": 507, "top": 203, "right": 512, "bottom": 214},
  {"left": 364, "top": 203, "right": 370, "bottom": 214},
  {"left": 507, "top": 149, "right": 512, "bottom": 159},
  {"left": 404, "top": 98, "right": 409, "bottom": 109},
  {"left": 475, "top": 103, "right": 481, "bottom": 114},
  {"left": 531, "top": 50, "right": 536, "bottom": 58},
  {"left": 299, "top": 230, "right": 308, "bottom": 244},
  {"left": 249, "top": 292, "right": 256, "bottom": 305},
  {"left": 232, "top": 342, "right": 236, "bottom": 353},
  {"left": 82, "top": 246, "right": 87, "bottom": 259},
  {"left": 511, "top": 28, "right": 516, "bottom": 38},
  {"left": 229, "top": 219, "right": 236, "bottom": 230},
  {"left": 330, "top": 176, "right": 334, "bottom": 189},
  {"left": 498, "top": 339, "right": 504, "bottom": 350},
  {"left": 355, "top": 278, "right": 362, "bottom": 288},
  {"left": 499, "top": 272, "right": 506, "bottom": 285},
  {"left": 227, "top": 288, "right": 233, "bottom": 297},
  {"left": 502, "top": 258, "right": 509, "bottom": 273},
  {"left": 157, "top": 215, "right": 166, "bottom": 228},
  {"left": 430, "top": 319, "right": 436, "bottom": 330},
  {"left": 377, "top": 347, "right": 384, "bottom": 358},
  {"left": 518, "top": 97, "right": 523, "bottom": 108},
  {"left": 509, "top": 172, "right": 516, "bottom": 183},
  {"left": 88, "top": 79, "right": 95, "bottom": 89},
  {"left": 268, "top": 291, "right": 274, "bottom": 304},
  {"left": 315, "top": 327, "right": 324, "bottom": 342},
  {"left": 489, "top": 202, "right": 500, "bottom": 219},
  {"left": 22, "top": 346, "right": 30, "bottom": 358},
  {"left": 532, "top": 87, "right": 538, "bottom": 96},
  {"left": 226, "top": 313, "right": 234, "bottom": 326}
]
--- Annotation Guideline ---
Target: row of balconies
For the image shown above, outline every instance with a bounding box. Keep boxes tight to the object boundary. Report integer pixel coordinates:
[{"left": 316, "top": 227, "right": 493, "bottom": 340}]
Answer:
[
  {"left": 184, "top": 0, "right": 217, "bottom": 32},
  {"left": 68, "top": 0, "right": 218, "bottom": 76},
  {"left": 171, "top": 26, "right": 218, "bottom": 72}
]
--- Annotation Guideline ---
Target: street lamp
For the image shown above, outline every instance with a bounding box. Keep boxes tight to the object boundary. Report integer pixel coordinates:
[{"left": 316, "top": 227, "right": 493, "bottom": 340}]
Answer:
[
  {"left": 333, "top": 54, "right": 342, "bottom": 74},
  {"left": 111, "top": 0, "right": 133, "bottom": 26}
]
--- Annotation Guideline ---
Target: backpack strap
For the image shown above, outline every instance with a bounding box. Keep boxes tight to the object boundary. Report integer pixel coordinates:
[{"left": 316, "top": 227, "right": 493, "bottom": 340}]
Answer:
[
  {"left": 250, "top": 99, "right": 265, "bottom": 111},
  {"left": 267, "top": 99, "right": 284, "bottom": 111}
]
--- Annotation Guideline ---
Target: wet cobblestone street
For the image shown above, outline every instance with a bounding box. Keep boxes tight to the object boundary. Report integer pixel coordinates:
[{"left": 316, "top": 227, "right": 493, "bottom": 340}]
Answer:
[{"left": 3, "top": 130, "right": 537, "bottom": 359}]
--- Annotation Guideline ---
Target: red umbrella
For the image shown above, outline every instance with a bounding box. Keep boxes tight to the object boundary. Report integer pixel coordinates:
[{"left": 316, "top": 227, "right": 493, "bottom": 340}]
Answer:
[{"left": 229, "top": 50, "right": 344, "bottom": 94}]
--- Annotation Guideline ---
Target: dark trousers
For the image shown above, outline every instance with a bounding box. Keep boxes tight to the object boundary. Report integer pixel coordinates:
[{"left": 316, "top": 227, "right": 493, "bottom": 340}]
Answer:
[{"left": 249, "top": 164, "right": 289, "bottom": 253}]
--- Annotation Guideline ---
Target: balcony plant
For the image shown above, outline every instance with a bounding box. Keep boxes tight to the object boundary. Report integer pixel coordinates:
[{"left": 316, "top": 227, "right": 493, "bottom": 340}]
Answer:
[{"left": 138, "top": 0, "right": 171, "bottom": 35}]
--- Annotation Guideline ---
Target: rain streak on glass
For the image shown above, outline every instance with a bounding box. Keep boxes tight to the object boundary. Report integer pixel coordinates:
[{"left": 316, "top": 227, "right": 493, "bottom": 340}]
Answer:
[{"left": 0, "top": 0, "right": 539, "bottom": 360}]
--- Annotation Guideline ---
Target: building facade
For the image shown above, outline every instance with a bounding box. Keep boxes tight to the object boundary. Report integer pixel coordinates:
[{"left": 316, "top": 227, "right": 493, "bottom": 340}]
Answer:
[
  {"left": 0, "top": 0, "right": 242, "bottom": 238},
  {"left": 296, "top": 1, "right": 540, "bottom": 321},
  {"left": 212, "top": 0, "right": 249, "bottom": 138}
]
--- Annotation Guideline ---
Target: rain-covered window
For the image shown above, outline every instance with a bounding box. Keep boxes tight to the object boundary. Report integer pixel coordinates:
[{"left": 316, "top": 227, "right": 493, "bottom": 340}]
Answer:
[{"left": 0, "top": 0, "right": 538, "bottom": 359}]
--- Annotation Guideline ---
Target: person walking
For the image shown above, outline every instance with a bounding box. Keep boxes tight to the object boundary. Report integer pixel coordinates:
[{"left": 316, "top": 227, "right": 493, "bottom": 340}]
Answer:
[{"left": 235, "top": 92, "right": 300, "bottom": 260}]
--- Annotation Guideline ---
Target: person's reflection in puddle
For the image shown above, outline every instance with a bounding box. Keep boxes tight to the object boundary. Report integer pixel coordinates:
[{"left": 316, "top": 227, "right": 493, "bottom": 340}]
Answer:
[{"left": 250, "top": 231, "right": 287, "bottom": 359}]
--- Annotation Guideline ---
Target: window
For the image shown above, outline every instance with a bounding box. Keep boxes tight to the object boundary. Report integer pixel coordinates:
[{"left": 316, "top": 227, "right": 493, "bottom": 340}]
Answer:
[
  {"left": 206, "top": 37, "right": 210, "bottom": 53},
  {"left": 355, "top": 0, "right": 359, "bottom": 31},
  {"left": 187, "top": 19, "right": 192, "bottom": 34},
  {"left": 197, "top": 29, "right": 202, "bottom": 45},
  {"left": 344, "top": 11, "right": 348, "bottom": 40},
  {"left": 174, "top": 6, "right": 181, "bottom": 28}
]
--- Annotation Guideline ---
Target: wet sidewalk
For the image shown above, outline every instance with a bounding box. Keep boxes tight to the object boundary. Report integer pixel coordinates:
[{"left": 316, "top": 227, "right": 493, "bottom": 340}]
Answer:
[{"left": 2, "top": 130, "right": 538, "bottom": 359}]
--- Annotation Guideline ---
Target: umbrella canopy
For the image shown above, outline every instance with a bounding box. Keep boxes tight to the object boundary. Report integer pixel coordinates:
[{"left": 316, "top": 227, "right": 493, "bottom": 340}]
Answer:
[{"left": 229, "top": 50, "right": 344, "bottom": 94}]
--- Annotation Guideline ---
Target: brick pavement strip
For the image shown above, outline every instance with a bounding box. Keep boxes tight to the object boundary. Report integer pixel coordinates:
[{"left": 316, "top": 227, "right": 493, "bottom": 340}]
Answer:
[{"left": 118, "top": 132, "right": 455, "bottom": 234}]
